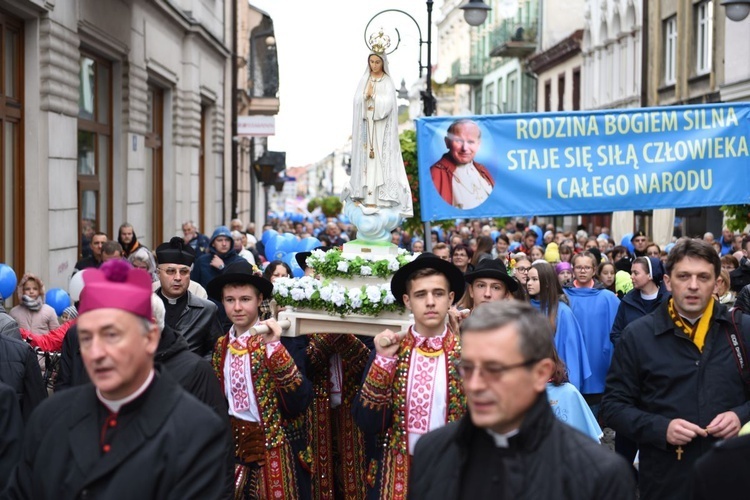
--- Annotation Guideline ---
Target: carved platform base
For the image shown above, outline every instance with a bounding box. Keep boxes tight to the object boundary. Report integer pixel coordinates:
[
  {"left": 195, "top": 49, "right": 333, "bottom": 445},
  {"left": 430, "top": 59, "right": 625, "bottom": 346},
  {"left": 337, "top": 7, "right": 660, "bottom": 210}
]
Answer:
[{"left": 278, "top": 308, "right": 412, "bottom": 337}]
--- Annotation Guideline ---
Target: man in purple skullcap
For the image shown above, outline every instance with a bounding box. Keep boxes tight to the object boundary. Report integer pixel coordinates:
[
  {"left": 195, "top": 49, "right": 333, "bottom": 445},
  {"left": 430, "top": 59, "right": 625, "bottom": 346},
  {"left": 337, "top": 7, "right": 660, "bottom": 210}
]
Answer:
[{"left": 6, "top": 260, "right": 231, "bottom": 499}]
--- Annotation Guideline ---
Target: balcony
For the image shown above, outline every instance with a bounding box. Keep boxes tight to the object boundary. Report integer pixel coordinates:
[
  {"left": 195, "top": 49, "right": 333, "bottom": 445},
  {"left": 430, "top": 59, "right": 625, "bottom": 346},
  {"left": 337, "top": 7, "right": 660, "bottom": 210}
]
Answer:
[
  {"left": 489, "top": 11, "right": 538, "bottom": 59},
  {"left": 448, "top": 58, "right": 484, "bottom": 85}
]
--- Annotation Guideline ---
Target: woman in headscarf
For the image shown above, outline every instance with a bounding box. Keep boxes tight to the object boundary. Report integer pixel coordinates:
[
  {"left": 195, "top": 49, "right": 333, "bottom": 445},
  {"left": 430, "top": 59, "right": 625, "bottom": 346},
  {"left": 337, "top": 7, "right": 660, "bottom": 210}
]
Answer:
[
  {"left": 610, "top": 256, "right": 669, "bottom": 347},
  {"left": 342, "top": 34, "right": 412, "bottom": 217}
]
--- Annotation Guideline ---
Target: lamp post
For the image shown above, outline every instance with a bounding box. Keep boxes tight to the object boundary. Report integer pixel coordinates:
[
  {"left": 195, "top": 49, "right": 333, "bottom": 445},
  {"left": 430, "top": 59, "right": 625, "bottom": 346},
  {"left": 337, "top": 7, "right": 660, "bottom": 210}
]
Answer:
[
  {"left": 722, "top": 0, "right": 750, "bottom": 21},
  {"left": 365, "top": 1, "right": 491, "bottom": 249}
]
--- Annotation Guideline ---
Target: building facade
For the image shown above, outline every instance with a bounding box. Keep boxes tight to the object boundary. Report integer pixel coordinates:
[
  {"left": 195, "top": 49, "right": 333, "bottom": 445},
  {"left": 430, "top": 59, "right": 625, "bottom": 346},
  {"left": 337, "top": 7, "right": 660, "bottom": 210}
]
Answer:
[{"left": 0, "top": 0, "right": 232, "bottom": 291}]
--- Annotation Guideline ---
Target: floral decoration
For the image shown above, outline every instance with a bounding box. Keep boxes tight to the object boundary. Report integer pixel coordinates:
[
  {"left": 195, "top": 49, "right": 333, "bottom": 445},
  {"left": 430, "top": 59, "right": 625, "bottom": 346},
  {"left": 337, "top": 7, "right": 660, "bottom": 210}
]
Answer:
[
  {"left": 273, "top": 276, "right": 405, "bottom": 316},
  {"left": 304, "top": 248, "right": 416, "bottom": 280}
]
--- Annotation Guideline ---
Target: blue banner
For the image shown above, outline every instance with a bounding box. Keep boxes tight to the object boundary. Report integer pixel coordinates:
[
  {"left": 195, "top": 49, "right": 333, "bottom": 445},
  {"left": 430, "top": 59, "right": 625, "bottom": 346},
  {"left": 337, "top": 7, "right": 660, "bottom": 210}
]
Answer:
[{"left": 415, "top": 103, "right": 750, "bottom": 222}]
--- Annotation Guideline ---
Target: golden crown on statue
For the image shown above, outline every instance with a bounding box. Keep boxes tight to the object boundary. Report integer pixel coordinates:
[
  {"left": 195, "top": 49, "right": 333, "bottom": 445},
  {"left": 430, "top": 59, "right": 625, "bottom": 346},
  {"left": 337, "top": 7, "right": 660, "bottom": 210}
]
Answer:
[{"left": 368, "top": 29, "right": 391, "bottom": 54}]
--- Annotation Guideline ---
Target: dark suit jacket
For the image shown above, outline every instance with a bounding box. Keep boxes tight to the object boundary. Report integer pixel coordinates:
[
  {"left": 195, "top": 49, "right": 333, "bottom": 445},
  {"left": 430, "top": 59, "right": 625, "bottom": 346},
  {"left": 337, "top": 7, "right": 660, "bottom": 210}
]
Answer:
[
  {"left": 0, "top": 381, "right": 22, "bottom": 493},
  {"left": 6, "top": 367, "right": 231, "bottom": 499},
  {"left": 157, "top": 289, "right": 223, "bottom": 358}
]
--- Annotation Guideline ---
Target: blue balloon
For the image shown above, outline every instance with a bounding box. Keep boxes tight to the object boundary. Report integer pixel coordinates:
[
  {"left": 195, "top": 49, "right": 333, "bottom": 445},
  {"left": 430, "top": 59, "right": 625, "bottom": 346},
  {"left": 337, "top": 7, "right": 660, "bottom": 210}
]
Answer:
[
  {"left": 0, "top": 264, "right": 17, "bottom": 301},
  {"left": 297, "top": 237, "right": 322, "bottom": 252},
  {"left": 620, "top": 233, "right": 634, "bottom": 253},
  {"left": 664, "top": 242, "right": 675, "bottom": 253},
  {"left": 45, "top": 288, "right": 71, "bottom": 316},
  {"left": 490, "top": 230, "right": 500, "bottom": 242},
  {"left": 530, "top": 225, "right": 543, "bottom": 246},
  {"left": 338, "top": 215, "right": 350, "bottom": 225},
  {"left": 283, "top": 252, "right": 304, "bottom": 278},
  {"left": 509, "top": 242, "right": 521, "bottom": 252},
  {"left": 264, "top": 234, "right": 281, "bottom": 261},
  {"left": 261, "top": 229, "right": 278, "bottom": 246}
]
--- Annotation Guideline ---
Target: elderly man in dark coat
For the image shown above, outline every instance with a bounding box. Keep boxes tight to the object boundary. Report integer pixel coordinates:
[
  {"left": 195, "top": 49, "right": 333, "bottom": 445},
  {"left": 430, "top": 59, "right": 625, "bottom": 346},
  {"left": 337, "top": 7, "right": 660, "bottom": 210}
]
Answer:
[
  {"left": 155, "top": 237, "right": 223, "bottom": 358},
  {"left": 5, "top": 260, "right": 231, "bottom": 499}
]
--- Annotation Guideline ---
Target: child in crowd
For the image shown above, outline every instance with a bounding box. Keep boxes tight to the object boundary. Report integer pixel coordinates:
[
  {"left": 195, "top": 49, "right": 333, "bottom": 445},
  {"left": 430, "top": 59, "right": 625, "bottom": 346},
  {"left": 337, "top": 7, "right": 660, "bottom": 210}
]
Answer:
[{"left": 10, "top": 273, "right": 59, "bottom": 334}]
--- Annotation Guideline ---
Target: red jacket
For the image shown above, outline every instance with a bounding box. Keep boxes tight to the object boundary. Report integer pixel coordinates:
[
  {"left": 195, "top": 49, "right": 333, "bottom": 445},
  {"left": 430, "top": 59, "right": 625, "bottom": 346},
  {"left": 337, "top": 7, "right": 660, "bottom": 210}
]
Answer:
[
  {"left": 20, "top": 319, "right": 76, "bottom": 352},
  {"left": 430, "top": 153, "right": 495, "bottom": 206}
]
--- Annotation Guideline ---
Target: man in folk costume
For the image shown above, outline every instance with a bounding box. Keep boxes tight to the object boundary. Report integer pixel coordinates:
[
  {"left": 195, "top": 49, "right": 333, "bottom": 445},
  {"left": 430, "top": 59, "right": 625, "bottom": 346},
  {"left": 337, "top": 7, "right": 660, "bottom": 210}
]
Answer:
[
  {"left": 306, "top": 333, "right": 372, "bottom": 499},
  {"left": 208, "top": 260, "right": 313, "bottom": 500},
  {"left": 352, "top": 253, "right": 467, "bottom": 500},
  {"left": 295, "top": 252, "right": 374, "bottom": 499}
]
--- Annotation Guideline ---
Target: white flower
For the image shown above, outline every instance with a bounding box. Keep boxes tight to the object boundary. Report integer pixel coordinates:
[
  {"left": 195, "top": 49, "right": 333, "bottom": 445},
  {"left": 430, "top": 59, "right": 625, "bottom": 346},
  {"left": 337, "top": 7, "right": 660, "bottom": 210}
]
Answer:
[
  {"left": 291, "top": 288, "right": 306, "bottom": 301},
  {"left": 276, "top": 285, "right": 289, "bottom": 298},
  {"left": 331, "top": 290, "right": 346, "bottom": 307},
  {"left": 303, "top": 286, "right": 315, "bottom": 300},
  {"left": 383, "top": 289, "right": 396, "bottom": 305},
  {"left": 319, "top": 285, "right": 333, "bottom": 302},
  {"left": 387, "top": 259, "right": 400, "bottom": 271},
  {"left": 366, "top": 285, "right": 381, "bottom": 303},
  {"left": 337, "top": 261, "right": 349, "bottom": 272},
  {"left": 360, "top": 266, "right": 372, "bottom": 276},
  {"left": 311, "top": 249, "right": 326, "bottom": 260}
]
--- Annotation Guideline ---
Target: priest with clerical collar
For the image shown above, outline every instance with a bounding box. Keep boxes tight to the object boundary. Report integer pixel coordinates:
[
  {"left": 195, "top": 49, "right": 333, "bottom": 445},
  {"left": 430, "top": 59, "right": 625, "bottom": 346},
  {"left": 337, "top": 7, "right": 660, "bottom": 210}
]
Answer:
[
  {"left": 155, "top": 236, "right": 223, "bottom": 358},
  {"left": 408, "top": 301, "right": 634, "bottom": 500},
  {"left": 6, "top": 259, "right": 231, "bottom": 499}
]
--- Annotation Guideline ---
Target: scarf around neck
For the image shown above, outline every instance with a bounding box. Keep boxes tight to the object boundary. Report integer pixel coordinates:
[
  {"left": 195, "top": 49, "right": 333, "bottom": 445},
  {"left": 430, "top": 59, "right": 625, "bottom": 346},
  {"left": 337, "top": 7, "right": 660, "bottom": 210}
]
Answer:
[
  {"left": 22, "top": 295, "right": 42, "bottom": 312},
  {"left": 668, "top": 297, "right": 714, "bottom": 352}
]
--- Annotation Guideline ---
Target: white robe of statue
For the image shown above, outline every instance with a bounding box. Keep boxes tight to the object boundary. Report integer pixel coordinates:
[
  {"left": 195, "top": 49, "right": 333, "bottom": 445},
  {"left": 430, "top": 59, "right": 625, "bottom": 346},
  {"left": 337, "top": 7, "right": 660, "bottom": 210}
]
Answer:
[{"left": 342, "top": 51, "right": 413, "bottom": 218}]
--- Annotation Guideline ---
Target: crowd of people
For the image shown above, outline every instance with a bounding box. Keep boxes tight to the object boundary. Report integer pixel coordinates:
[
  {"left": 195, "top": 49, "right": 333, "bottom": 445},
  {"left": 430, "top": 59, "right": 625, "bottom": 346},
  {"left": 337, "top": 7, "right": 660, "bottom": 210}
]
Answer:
[{"left": 2, "top": 214, "right": 750, "bottom": 499}]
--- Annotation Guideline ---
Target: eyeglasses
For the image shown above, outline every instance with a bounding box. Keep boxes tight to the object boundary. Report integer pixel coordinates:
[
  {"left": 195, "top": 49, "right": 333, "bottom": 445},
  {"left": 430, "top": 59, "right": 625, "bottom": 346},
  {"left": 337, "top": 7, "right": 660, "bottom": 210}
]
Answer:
[
  {"left": 159, "top": 267, "right": 190, "bottom": 277},
  {"left": 457, "top": 359, "right": 539, "bottom": 382},
  {"left": 574, "top": 266, "right": 593, "bottom": 272},
  {"left": 515, "top": 267, "right": 530, "bottom": 273}
]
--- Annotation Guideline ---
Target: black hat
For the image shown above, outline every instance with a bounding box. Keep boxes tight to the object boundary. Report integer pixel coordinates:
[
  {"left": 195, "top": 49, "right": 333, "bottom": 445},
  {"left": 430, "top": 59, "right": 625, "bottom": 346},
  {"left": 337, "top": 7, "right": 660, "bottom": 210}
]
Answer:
[
  {"left": 155, "top": 237, "right": 196, "bottom": 266},
  {"left": 631, "top": 230, "right": 647, "bottom": 241},
  {"left": 295, "top": 246, "right": 332, "bottom": 270},
  {"left": 390, "top": 253, "right": 465, "bottom": 306},
  {"left": 464, "top": 259, "right": 518, "bottom": 293},
  {"left": 207, "top": 260, "right": 273, "bottom": 301}
]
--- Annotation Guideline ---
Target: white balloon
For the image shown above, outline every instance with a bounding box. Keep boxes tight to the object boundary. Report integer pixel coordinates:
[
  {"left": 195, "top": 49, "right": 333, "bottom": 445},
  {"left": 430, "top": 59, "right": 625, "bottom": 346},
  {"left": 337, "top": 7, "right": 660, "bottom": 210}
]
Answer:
[{"left": 68, "top": 269, "right": 89, "bottom": 303}]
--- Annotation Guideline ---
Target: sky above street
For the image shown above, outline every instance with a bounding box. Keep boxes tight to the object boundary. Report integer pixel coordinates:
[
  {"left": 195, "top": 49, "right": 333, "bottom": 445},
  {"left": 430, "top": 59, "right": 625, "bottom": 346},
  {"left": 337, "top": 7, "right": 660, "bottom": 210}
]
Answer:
[{"left": 250, "top": 0, "right": 443, "bottom": 167}]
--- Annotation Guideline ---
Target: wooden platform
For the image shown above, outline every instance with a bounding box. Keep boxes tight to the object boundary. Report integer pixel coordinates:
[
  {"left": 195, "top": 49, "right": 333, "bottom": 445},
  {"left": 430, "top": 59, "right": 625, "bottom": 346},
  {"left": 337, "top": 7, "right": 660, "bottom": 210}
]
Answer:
[{"left": 277, "top": 308, "right": 412, "bottom": 337}]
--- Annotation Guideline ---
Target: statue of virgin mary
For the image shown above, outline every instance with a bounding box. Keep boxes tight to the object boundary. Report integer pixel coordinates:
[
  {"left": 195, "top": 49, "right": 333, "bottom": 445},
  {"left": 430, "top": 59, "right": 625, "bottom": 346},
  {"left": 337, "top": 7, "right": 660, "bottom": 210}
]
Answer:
[{"left": 342, "top": 32, "right": 413, "bottom": 218}]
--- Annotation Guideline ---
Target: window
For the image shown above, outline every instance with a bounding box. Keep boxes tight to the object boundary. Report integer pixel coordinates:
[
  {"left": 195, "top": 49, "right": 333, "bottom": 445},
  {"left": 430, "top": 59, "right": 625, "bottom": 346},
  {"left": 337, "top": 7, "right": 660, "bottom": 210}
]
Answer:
[
  {"left": 664, "top": 16, "right": 677, "bottom": 85},
  {"left": 146, "top": 85, "right": 164, "bottom": 247},
  {"left": 507, "top": 71, "right": 518, "bottom": 112},
  {"left": 199, "top": 105, "right": 207, "bottom": 233},
  {"left": 78, "top": 53, "right": 112, "bottom": 259},
  {"left": 0, "top": 12, "right": 23, "bottom": 272},
  {"left": 557, "top": 73, "right": 565, "bottom": 111},
  {"left": 544, "top": 80, "right": 551, "bottom": 112},
  {"left": 696, "top": 1, "right": 713, "bottom": 75},
  {"left": 572, "top": 67, "right": 581, "bottom": 110}
]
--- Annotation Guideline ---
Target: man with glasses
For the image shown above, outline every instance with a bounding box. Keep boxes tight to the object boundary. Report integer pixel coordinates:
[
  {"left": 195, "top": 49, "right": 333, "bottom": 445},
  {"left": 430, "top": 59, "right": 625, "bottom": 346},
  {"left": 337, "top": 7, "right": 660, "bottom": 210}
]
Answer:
[
  {"left": 409, "top": 301, "right": 634, "bottom": 499},
  {"left": 155, "top": 237, "right": 222, "bottom": 359},
  {"left": 563, "top": 251, "right": 620, "bottom": 415}
]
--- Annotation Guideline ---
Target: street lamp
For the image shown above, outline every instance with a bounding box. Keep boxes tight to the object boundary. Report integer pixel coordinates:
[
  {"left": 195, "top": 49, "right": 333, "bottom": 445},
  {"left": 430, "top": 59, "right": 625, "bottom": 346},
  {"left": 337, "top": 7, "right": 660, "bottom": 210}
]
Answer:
[
  {"left": 722, "top": 0, "right": 750, "bottom": 21},
  {"left": 460, "top": 0, "right": 493, "bottom": 27},
  {"left": 365, "top": 1, "right": 491, "bottom": 117}
]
